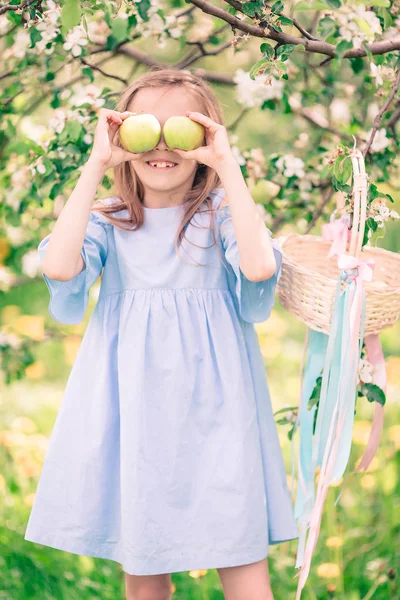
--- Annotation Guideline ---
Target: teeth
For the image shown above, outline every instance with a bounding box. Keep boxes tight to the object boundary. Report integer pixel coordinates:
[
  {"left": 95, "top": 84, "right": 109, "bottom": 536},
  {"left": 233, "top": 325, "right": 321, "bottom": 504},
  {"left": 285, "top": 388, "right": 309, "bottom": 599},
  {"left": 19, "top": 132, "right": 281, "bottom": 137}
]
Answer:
[{"left": 148, "top": 162, "right": 176, "bottom": 168}]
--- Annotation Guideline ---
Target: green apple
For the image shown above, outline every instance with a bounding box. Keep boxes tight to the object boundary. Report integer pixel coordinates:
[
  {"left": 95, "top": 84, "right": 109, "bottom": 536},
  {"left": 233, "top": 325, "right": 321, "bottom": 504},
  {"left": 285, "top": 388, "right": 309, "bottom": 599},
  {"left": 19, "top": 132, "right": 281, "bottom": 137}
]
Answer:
[
  {"left": 163, "top": 116, "right": 205, "bottom": 151},
  {"left": 119, "top": 113, "right": 161, "bottom": 153},
  {"left": 249, "top": 179, "right": 280, "bottom": 204}
]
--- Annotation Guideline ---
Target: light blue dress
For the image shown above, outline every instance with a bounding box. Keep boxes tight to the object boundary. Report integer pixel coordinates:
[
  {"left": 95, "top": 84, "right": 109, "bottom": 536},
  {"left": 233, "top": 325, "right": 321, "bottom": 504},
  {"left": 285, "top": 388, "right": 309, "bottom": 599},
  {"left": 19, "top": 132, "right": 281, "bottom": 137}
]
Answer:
[{"left": 24, "top": 186, "right": 299, "bottom": 575}]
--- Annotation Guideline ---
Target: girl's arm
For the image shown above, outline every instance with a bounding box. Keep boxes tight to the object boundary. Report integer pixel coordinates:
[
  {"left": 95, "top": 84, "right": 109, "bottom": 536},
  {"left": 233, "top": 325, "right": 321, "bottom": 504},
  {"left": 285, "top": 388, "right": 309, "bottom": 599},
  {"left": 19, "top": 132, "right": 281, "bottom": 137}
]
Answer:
[
  {"left": 216, "top": 159, "right": 277, "bottom": 283},
  {"left": 171, "top": 110, "right": 277, "bottom": 283},
  {"left": 42, "top": 109, "right": 140, "bottom": 282}
]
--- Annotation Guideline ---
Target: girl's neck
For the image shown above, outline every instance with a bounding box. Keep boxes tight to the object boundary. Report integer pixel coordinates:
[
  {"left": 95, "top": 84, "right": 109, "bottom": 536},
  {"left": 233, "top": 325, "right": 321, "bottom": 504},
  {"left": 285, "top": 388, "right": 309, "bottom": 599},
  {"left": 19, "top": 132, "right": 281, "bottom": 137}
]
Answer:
[{"left": 142, "top": 181, "right": 195, "bottom": 210}]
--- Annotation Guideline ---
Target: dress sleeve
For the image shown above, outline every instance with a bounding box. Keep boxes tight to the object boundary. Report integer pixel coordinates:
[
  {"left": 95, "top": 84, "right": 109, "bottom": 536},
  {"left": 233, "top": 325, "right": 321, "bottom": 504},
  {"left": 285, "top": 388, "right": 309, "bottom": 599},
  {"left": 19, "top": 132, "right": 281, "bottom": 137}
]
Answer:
[
  {"left": 219, "top": 205, "right": 283, "bottom": 324},
  {"left": 38, "top": 210, "right": 109, "bottom": 325}
]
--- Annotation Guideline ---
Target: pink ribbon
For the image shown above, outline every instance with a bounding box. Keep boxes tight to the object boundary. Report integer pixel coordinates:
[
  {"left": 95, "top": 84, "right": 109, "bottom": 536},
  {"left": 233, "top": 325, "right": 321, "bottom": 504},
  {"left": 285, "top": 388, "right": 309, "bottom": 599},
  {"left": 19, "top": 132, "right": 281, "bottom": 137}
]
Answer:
[
  {"left": 337, "top": 254, "right": 376, "bottom": 354},
  {"left": 322, "top": 217, "right": 352, "bottom": 258},
  {"left": 354, "top": 333, "right": 386, "bottom": 472}
]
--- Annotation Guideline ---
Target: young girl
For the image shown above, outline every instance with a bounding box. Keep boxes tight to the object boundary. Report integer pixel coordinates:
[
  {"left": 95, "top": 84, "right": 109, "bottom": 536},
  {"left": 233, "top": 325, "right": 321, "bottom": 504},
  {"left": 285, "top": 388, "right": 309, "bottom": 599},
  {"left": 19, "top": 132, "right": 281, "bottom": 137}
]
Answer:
[{"left": 25, "top": 69, "right": 298, "bottom": 600}]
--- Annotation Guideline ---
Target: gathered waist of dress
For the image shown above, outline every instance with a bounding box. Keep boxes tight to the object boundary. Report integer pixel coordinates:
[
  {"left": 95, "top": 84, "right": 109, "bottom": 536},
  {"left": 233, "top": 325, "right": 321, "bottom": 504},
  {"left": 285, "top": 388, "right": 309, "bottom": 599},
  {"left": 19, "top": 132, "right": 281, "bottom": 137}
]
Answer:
[{"left": 98, "top": 286, "right": 232, "bottom": 301}]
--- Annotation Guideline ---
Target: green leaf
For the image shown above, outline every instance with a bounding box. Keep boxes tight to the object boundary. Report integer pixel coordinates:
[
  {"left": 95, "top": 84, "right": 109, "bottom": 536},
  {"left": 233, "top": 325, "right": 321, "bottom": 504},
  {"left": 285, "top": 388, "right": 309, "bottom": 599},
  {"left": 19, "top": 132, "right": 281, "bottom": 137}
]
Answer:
[
  {"left": 249, "top": 58, "right": 270, "bottom": 80},
  {"left": 359, "top": 0, "right": 390, "bottom": 6},
  {"left": 359, "top": 382, "right": 386, "bottom": 406},
  {"left": 293, "top": 1, "right": 330, "bottom": 11},
  {"left": 271, "top": 1, "right": 284, "bottom": 13},
  {"left": 334, "top": 155, "right": 352, "bottom": 184},
  {"left": 326, "top": 0, "right": 341, "bottom": 6},
  {"left": 276, "top": 44, "right": 296, "bottom": 59},
  {"left": 366, "top": 216, "right": 378, "bottom": 232},
  {"left": 261, "top": 99, "right": 277, "bottom": 110},
  {"left": 61, "top": 0, "right": 82, "bottom": 33},
  {"left": 29, "top": 27, "right": 42, "bottom": 47},
  {"left": 65, "top": 120, "right": 83, "bottom": 142},
  {"left": 242, "top": 1, "right": 264, "bottom": 17},
  {"left": 137, "top": 0, "right": 151, "bottom": 21},
  {"left": 308, "top": 376, "right": 322, "bottom": 410},
  {"left": 260, "top": 42, "right": 274, "bottom": 58},
  {"left": 353, "top": 17, "right": 373, "bottom": 38},
  {"left": 350, "top": 56, "right": 364, "bottom": 74},
  {"left": 384, "top": 192, "right": 394, "bottom": 203},
  {"left": 279, "top": 15, "right": 294, "bottom": 26},
  {"left": 110, "top": 16, "right": 129, "bottom": 44},
  {"left": 318, "top": 16, "right": 337, "bottom": 38},
  {"left": 81, "top": 66, "right": 94, "bottom": 82},
  {"left": 377, "top": 7, "right": 393, "bottom": 28},
  {"left": 336, "top": 38, "right": 353, "bottom": 57}
]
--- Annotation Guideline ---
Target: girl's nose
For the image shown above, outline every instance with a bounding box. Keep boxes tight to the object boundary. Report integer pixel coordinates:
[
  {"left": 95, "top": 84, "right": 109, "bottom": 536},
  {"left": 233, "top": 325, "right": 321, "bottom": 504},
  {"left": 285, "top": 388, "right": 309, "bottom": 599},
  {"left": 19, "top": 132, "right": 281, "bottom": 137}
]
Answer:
[{"left": 155, "top": 125, "right": 169, "bottom": 149}]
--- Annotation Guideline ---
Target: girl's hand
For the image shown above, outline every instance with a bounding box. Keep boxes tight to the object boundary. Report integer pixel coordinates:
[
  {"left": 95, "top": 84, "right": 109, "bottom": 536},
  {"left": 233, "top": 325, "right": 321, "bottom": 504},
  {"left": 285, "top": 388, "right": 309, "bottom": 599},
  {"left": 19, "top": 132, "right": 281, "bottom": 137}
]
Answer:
[
  {"left": 88, "top": 109, "right": 144, "bottom": 171},
  {"left": 172, "top": 111, "right": 237, "bottom": 172}
]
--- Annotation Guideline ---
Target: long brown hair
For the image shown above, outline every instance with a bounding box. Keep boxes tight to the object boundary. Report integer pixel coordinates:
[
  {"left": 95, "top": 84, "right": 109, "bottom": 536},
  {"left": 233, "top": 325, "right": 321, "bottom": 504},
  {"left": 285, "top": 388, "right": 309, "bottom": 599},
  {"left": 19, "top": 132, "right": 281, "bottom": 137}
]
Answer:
[{"left": 93, "top": 67, "right": 226, "bottom": 264}]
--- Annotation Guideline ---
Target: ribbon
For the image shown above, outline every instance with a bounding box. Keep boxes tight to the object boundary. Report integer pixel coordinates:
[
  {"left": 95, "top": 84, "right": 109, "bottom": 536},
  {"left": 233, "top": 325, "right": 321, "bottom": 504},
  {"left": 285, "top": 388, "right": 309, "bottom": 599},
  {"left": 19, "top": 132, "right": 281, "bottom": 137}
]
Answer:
[
  {"left": 294, "top": 253, "right": 376, "bottom": 599},
  {"left": 321, "top": 216, "right": 352, "bottom": 258},
  {"left": 354, "top": 333, "right": 386, "bottom": 472}
]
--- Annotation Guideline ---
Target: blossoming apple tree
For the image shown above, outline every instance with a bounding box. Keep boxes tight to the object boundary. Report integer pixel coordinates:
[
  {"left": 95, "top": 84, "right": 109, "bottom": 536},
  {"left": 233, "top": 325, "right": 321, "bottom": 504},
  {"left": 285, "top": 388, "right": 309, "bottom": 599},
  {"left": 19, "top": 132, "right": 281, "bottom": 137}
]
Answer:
[{"left": 0, "top": 0, "right": 400, "bottom": 386}]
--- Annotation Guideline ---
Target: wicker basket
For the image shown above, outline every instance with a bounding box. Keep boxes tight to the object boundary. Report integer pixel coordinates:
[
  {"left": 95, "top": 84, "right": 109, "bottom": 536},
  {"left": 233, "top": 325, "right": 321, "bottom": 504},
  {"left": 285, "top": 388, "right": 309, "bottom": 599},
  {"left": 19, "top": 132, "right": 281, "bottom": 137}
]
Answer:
[{"left": 275, "top": 148, "right": 400, "bottom": 336}]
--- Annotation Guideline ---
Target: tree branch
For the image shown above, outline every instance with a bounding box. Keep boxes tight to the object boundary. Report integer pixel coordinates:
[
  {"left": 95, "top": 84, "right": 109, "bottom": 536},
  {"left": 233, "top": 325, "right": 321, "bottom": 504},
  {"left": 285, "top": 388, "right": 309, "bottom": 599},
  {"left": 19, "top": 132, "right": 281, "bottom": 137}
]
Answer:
[
  {"left": 223, "top": 0, "right": 319, "bottom": 41},
  {"left": 188, "top": 0, "right": 400, "bottom": 59},
  {"left": 80, "top": 57, "right": 128, "bottom": 85},
  {"left": 363, "top": 68, "right": 400, "bottom": 157},
  {"left": 0, "top": 0, "right": 39, "bottom": 15}
]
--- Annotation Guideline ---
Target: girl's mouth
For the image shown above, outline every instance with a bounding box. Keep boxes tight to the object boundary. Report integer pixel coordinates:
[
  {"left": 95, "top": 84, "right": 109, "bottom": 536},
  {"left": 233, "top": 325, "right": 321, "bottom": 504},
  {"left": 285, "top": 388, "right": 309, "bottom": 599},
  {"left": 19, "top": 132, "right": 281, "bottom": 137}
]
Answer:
[{"left": 145, "top": 161, "right": 178, "bottom": 170}]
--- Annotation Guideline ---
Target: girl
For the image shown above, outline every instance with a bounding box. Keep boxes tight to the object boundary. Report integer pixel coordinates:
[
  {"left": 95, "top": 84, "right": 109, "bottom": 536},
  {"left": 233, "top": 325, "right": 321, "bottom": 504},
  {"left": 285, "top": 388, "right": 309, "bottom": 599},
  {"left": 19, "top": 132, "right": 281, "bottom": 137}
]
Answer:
[{"left": 25, "top": 69, "right": 298, "bottom": 600}]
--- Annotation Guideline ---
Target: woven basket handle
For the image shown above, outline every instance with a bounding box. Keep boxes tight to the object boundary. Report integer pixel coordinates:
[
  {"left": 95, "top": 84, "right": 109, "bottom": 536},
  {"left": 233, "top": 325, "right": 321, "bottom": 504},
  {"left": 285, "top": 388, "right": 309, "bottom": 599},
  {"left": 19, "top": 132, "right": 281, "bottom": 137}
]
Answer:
[{"left": 336, "top": 144, "right": 368, "bottom": 259}]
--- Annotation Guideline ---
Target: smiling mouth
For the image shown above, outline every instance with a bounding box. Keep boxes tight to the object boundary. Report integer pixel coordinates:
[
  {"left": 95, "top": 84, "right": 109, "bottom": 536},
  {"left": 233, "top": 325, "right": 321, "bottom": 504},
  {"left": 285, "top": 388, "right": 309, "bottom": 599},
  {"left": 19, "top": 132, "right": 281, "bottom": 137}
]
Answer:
[{"left": 145, "top": 161, "right": 178, "bottom": 170}]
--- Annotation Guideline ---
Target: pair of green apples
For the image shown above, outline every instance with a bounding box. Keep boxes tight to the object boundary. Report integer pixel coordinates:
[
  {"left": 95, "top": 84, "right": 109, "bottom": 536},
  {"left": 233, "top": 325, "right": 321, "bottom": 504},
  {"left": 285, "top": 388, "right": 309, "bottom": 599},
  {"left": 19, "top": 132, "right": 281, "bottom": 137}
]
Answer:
[{"left": 119, "top": 113, "right": 205, "bottom": 154}]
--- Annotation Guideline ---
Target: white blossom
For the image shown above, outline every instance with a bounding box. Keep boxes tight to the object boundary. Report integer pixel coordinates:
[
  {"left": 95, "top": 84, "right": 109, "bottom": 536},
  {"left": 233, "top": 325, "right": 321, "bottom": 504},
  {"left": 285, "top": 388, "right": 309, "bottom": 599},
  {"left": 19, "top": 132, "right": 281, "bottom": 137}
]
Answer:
[
  {"left": 276, "top": 154, "right": 305, "bottom": 178},
  {"left": 6, "top": 226, "right": 29, "bottom": 247},
  {"left": 10, "top": 165, "right": 30, "bottom": 191},
  {"left": 357, "top": 357, "right": 374, "bottom": 385},
  {"left": 370, "top": 62, "right": 396, "bottom": 87},
  {"left": 63, "top": 24, "right": 88, "bottom": 57},
  {"left": 22, "top": 250, "right": 43, "bottom": 278},
  {"left": 70, "top": 84, "right": 105, "bottom": 108},
  {"left": 233, "top": 68, "right": 284, "bottom": 108},
  {"left": 4, "top": 29, "right": 31, "bottom": 60},
  {"left": 330, "top": 98, "right": 351, "bottom": 125},
  {"left": 366, "top": 128, "right": 390, "bottom": 153},
  {"left": 328, "top": 4, "right": 382, "bottom": 48}
]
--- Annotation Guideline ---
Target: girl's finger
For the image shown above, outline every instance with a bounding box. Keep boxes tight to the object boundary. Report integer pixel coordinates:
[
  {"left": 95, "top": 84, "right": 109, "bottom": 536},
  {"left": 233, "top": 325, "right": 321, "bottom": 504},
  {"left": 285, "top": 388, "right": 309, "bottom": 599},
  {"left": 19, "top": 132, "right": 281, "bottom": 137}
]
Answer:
[
  {"left": 119, "top": 111, "right": 137, "bottom": 120},
  {"left": 122, "top": 149, "right": 143, "bottom": 161},
  {"left": 173, "top": 148, "right": 198, "bottom": 161},
  {"left": 185, "top": 111, "right": 222, "bottom": 132}
]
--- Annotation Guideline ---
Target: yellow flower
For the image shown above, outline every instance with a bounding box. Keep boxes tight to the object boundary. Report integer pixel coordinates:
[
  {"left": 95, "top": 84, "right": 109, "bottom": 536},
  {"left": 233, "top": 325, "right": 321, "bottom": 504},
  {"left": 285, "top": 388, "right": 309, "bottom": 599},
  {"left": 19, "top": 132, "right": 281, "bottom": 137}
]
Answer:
[
  {"left": 0, "top": 237, "right": 11, "bottom": 264},
  {"left": 10, "top": 417, "right": 37, "bottom": 434},
  {"left": 388, "top": 425, "right": 400, "bottom": 450},
  {"left": 360, "top": 474, "right": 376, "bottom": 490},
  {"left": 63, "top": 335, "right": 82, "bottom": 365},
  {"left": 14, "top": 315, "right": 45, "bottom": 341},
  {"left": 386, "top": 356, "right": 400, "bottom": 385},
  {"left": 1, "top": 305, "right": 21, "bottom": 324},
  {"left": 352, "top": 421, "right": 371, "bottom": 445},
  {"left": 325, "top": 536, "right": 344, "bottom": 549},
  {"left": 79, "top": 555, "right": 94, "bottom": 573},
  {"left": 24, "top": 493, "right": 36, "bottom": 507},
  {"left": 317, "top": 563, "right": 341, "bottom": 578},
  {"left": 0, "top": 430, "right": 27, "bottom": 447},
  {"left": 189, "top": 570, "right": 208, "bottom": 578},
  {"left": 25, "top": 361, "right": 46, "bottom": 380}
]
